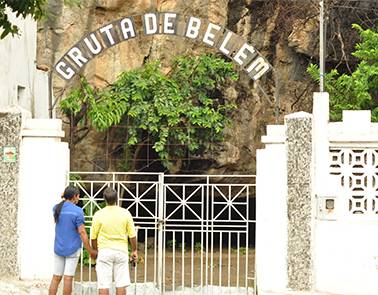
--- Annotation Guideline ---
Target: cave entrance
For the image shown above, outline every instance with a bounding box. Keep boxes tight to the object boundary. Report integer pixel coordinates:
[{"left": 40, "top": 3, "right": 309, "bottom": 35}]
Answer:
[
  {"left": 71, "top": 172, "right": 255, "bottom": 294},
  {"left": 57, "top": 11, "right": 267, "bottom": 294}
]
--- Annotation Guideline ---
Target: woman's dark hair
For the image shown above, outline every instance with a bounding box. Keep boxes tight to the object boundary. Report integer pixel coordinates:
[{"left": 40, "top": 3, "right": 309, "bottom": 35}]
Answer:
[{"left": 54, "top": 186, "right": 80, "bottom": 223}]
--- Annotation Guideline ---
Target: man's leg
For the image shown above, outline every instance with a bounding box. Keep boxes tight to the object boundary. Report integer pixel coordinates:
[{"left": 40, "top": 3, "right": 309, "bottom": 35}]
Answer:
[
  {"left": 48, "top": 275, "right": 62, "bottom": 295},
  {"left": 96, "top": 249, "right": 113, "bottom": 295},
  {"left": 99, "top": 289, "right": 110, "bottom": 295},
  {"left": 116, "top": 287, "right": 126, "bottom": 295},
  {"left": 114, "top": 250, "right": 130, "bottom": 295},
  {"left": 63, "top": 276, "right": 74, "bottom": 295}
]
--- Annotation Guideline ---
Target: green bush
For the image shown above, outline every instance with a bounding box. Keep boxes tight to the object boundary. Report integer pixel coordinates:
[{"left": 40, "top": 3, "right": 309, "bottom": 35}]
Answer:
[
  {"left": 307, "top": 24, "right": 378, "bottom": 121},
  {"left": 60, "top": 54, "right": 237, "bottom": 170}
]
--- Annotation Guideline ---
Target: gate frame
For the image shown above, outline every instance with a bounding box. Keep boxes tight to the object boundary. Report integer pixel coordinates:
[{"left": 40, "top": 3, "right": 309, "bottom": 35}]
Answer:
[{"left": 70, "top": 172, "right": 256, "bottom": 294}]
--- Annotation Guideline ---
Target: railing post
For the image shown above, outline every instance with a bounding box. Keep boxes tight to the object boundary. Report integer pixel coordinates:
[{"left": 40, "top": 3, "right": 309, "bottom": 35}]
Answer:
[
  {"left": 157, "top": 173, "right": 165, "bottom": 294},
  {"left": 205, "top": 176, "right": 210, "bottom": 294}
]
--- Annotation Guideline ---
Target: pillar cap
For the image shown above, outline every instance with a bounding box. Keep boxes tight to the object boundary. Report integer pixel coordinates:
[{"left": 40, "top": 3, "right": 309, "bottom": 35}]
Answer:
[
  {"left": 285, "top": 111, "right": 312, "bottom": 120},
  {"left": 21, "top": 119, "right": 65, "bottom": 138}
]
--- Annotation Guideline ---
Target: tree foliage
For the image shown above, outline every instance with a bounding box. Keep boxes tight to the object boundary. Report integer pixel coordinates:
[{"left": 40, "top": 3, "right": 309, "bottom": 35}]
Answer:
[
  {"left": 307, "top": 24, "right": 378, "bottom": 121},
  {"left": 0, "top": 0, "right": 46, "bottom": 38},
  {"left": 60, "top": 54, "right": 238, "bottom": 169},
  {"left": 0, "top": 0, "right": 80, "bottom": 39}
]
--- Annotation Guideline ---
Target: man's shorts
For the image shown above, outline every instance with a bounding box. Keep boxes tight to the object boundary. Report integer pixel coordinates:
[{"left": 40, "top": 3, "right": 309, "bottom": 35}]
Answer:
[
  {"left": 53, "top": 249, "right": 81, "bottom": 276},
  {"left": 96, "top": 248, "right": 131, "bottom": 289}
]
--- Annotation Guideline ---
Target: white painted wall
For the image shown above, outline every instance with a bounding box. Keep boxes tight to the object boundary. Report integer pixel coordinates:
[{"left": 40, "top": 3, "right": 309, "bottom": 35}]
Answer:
[
  {"left": 18, "top": 119, "right": 69, "bottom": 279},
  {"left": 315, "top": 220, "right": 378, "bottom": 295},
  {"left": 257, "top": 96, "right": 378, "bottom": 295},
  {"left": 33, "top": 70, "right": 50, "bottom": 119},
  {"left": 314, "top": 109, "right": 378, "bottom": 295},
  {"left": 0, "top": 9, "right": 50, "bottom": 118},
  {"left": 256, "top": 125, "right": 288, "bottom": 293}
]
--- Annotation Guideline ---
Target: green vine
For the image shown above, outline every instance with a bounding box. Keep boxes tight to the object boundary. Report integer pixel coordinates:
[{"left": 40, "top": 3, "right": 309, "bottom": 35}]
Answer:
[{"left": 60, "top": 54, "right": 238, "bottom": 169}]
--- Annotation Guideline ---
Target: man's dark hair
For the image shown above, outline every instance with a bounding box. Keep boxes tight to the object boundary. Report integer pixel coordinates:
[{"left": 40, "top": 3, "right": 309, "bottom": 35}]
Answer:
[{"left": 103, "top": 187, "right": 117, "bottom": 205}]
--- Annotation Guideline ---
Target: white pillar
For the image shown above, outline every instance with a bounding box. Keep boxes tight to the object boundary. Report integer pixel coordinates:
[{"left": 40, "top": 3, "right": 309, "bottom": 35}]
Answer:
[
  {"left": 312, "top": 92, "right": 330, "bottom": 197},
  {"left": 312, "top": 92, "right": 330, "bottom": 289},
  {"left": 18, "top": 119, "right": 69, "bottom": 279},
  {"left": 256, "top": 125, "right": 288, "bottom": 292}
]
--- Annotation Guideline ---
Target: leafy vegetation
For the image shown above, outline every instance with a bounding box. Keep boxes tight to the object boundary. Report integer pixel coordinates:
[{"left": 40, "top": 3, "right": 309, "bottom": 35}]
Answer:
[
  {"left": 194, "top": 242, "right": 202, "bottom": 252},
  {"left": 231, "top": 246, "right": 247, "bottom": 255},
  {"left": 167, "top": 239, "right": 176, "bottom": 249},
  {"left": 0, "top": 0, "right": 80, "bottom": 39},
  {"left": 0, "top": 0, "right": 45, "bottom": 38},
  {"left": 178, "top": 242, "right": 186, "bottom": 252},
  {"left": 307, "top": 24, "right": 378, "bottom": 121},
  {"left": 60, "top": 54, "right": 238, "bottom": 170}
]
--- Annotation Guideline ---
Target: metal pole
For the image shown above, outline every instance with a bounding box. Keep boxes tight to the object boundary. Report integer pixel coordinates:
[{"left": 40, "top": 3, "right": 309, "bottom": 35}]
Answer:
[
  {"left": 320, "top": 0, "right": 325, "bottom": 92},
  {"left": 157, "top": 173, "right": 164, "bottom": 293},
  {"left": 48, "top": 70, "right": 53, "bottom": 118}
]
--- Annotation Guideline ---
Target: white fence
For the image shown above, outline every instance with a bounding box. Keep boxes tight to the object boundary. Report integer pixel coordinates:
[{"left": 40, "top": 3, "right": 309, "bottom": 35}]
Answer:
[{"left": 70, "top": 172, "right": 256, "bottom": 295}]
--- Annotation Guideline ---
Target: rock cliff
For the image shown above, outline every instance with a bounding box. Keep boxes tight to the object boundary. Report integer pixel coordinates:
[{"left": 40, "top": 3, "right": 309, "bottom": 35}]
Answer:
[{"left": 37, "top": 0, "right": 372, "bottom": 173}]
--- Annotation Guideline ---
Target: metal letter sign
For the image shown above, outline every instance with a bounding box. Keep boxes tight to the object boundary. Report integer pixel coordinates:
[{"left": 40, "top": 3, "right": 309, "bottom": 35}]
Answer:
[{"left": 54, "top": 12, "right": 272, "bottom": 82}]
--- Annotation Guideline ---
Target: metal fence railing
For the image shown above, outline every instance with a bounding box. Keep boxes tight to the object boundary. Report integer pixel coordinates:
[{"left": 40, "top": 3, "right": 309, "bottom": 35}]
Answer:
[{"left": 70, "top": 172, "right": 256, "bottom": 295}]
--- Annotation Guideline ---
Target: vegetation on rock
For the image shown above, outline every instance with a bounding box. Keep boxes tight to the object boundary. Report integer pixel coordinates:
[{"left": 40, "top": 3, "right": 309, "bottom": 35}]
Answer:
[
  {"left": 60, "top": 54, "right": 238, "bottom": 170},
  {"left": 307, "top": 24, "right": 378, "bottom": 121}
]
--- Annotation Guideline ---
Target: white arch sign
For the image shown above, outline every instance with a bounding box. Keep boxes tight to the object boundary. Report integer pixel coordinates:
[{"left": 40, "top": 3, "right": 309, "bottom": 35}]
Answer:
[{"left": 54, "top": 12, "right": 272, "bottom": 81}]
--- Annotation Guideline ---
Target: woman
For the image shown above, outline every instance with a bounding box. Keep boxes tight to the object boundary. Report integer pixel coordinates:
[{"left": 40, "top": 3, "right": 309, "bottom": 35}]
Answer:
[{"left": 48, "top": 186, "right": 97, "bottom": 295}]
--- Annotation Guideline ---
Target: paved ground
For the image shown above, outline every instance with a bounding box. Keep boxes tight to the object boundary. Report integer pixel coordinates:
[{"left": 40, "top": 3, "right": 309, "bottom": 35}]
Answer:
[
  {"left": 260, "top": 292, "right": 339, "bottom": 295},
  {"left": 0, "top": 279, "right": 50, "bottom": 295},
  {"left": 0, "top": 279, "right": 342, "bottom": 295}
]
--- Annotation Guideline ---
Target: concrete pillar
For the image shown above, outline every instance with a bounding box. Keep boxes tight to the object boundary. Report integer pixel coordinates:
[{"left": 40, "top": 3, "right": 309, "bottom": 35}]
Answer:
[
  {"left": 256, "top": 125, "right": 288, "bottom": 293},
  {"left": 312, "top": 92, "right": 330, "bottom": 197},
  {"left": 0, "top": 107, "right": 25, "bottom": 278},
  {"left": 285, "top": 112, "right": 314, "bottom": 291},
  {"left": 18, "top": 119, "right": 69, "bottom": 279}
]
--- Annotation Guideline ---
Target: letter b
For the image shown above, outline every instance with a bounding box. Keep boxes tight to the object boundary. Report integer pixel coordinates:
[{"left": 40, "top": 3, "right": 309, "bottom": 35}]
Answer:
[{"left": 185, "top": 17, "right": 201, "bottom": 39}]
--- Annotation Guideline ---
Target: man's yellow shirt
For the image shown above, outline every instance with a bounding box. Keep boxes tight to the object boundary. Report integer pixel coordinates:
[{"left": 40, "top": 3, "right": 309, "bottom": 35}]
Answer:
[{"left": 90, "top": 205, "right": 136, "bottom": 253}]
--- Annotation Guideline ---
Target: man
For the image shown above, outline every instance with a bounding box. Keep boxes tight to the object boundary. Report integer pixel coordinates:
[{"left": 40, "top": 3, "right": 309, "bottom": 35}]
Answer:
[
  {"left": 91, "top": 187, "right": 138, "bottom": 295},
  {"left": 49, "top": 185, "right": 97, "bottom": 295}
]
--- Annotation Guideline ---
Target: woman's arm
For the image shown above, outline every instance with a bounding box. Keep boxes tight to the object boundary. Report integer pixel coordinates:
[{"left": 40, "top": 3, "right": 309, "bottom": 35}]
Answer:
[{"left": 77, "top": 224, "right": 97, "bottom": 259}]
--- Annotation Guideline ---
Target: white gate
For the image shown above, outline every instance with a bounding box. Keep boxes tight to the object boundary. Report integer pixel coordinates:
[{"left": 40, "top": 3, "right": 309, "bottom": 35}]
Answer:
[{"left": 70, "top": 172, "right": 256, "bottom": 294}]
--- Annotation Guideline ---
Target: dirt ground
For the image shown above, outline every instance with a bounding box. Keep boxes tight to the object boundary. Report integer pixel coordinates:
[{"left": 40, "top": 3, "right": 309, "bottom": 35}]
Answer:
[{"left": 75, "top": 248, "right": 255, "bottom": 290}]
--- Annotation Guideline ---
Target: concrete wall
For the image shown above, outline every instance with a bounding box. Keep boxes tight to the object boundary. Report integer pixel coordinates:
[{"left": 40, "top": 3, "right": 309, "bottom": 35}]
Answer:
[
  {"left": 18, "top": 119, "right": 69, "bottom": 279},
  {"left": 0, "top": 9, "right": 49, "bottom": 118},
  {"left": 256, "top": 93, "right": 378, "bottom": 295},
  {"left": 0, "top": 107, "right": 25, "bottom": 278},
  {"left": 315, "top": 220, "right": 378, "bottom": 295},
  {"left": 0, "top": 11, "right": 58, "bottom": 276},
  {"left": 0, "top": 108, "right": 69, "bottom": 279},
  {"left": 314, "top": 110, "right": 378, "bottom": 295}
]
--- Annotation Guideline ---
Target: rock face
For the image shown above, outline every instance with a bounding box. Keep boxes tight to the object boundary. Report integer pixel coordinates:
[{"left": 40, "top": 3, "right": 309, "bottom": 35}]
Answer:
[{"left": 37, "top": 0, "right": 367, "bottom": 174}]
